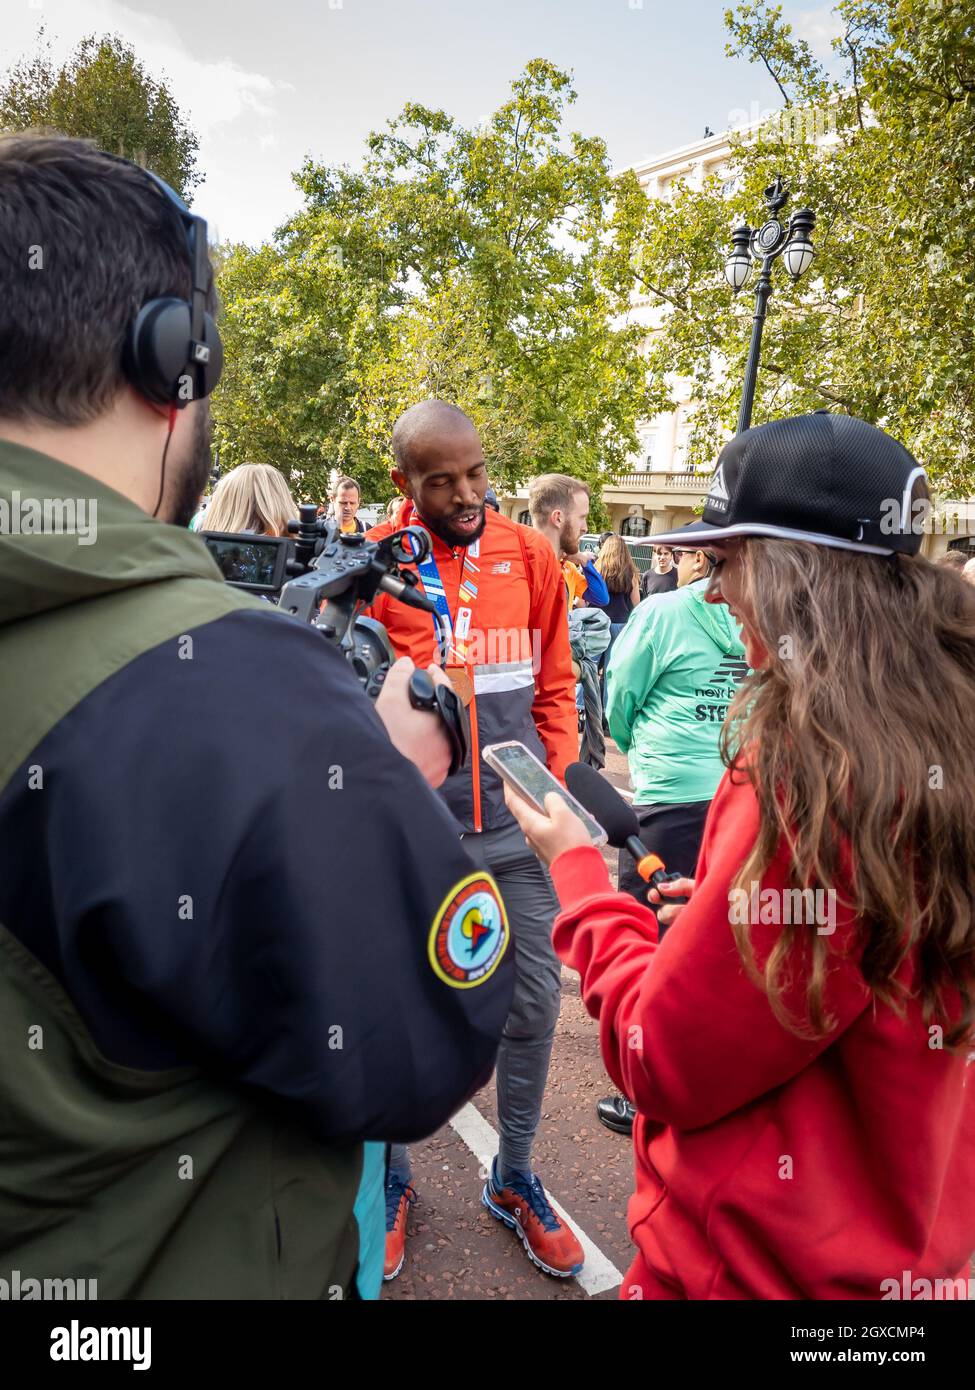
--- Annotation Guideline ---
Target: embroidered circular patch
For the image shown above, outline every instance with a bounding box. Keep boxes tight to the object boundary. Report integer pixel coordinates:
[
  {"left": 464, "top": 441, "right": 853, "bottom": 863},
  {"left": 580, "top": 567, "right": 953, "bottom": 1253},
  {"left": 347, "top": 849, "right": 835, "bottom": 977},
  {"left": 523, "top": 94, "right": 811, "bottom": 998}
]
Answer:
[{"left": 428, "top": 873, "right": 508, "bottom": 989}]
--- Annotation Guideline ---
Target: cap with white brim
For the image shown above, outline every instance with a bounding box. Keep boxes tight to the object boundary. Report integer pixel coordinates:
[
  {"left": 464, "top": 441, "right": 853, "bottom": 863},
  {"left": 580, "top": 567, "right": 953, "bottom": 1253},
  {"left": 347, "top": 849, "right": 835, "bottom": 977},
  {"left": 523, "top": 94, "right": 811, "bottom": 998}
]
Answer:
[{"left": 650, "top": 413, "right": 928, "bottom": 558}]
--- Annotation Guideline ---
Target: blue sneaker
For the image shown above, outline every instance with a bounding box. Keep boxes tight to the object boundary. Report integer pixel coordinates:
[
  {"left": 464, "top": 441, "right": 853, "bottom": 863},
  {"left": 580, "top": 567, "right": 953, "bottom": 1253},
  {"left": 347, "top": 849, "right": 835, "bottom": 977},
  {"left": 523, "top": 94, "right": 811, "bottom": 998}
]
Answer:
[{"left": 481, "top": 1157, "right": 584, "bottom": 1277}]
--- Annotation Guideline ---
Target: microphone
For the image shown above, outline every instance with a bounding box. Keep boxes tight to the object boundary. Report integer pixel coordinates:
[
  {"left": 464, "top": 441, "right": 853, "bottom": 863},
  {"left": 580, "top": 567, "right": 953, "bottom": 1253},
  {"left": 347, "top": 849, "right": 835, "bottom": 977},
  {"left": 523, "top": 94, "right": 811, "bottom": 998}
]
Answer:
[
  {"left": 378, "top": 572, "right": 439, "bottom": 614},
  {"left": 565, "top": 762, "right": 689, "bottom": 902}
]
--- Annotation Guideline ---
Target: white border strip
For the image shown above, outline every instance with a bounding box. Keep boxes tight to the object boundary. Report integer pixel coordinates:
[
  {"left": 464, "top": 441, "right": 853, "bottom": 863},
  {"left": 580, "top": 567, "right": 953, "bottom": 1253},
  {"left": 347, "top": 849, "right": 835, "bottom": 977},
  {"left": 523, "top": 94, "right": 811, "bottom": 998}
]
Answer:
[{"left": 448, "top": 1101, "right": 624, "bottom": 1297}]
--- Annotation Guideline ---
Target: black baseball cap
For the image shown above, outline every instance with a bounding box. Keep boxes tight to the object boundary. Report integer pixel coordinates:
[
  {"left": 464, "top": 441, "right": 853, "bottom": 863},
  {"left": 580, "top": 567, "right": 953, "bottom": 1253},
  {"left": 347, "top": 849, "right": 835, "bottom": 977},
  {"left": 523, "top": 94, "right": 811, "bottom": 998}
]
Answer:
[{"left": 651, "top": 412, "right": 928, "bottom": 556}]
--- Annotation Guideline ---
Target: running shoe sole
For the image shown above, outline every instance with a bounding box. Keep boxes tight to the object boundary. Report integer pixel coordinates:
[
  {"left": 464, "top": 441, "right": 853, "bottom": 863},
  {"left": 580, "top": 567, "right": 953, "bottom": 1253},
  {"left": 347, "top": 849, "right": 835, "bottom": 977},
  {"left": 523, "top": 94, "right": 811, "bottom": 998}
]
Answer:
[
  {"left": 382, "top": 1253, "right": 405, "bottom": 1283},
  {"left": 481, "top": 1186, "right": 583, "bottom": 1279}
]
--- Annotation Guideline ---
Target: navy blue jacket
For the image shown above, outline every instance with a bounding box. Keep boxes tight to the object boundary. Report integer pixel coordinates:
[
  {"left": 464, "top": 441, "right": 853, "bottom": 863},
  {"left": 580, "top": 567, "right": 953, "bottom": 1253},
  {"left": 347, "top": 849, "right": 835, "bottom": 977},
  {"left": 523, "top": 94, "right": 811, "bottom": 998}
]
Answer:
[{"left": 0, "top": 608, "right": 513, "bottom": 1145}]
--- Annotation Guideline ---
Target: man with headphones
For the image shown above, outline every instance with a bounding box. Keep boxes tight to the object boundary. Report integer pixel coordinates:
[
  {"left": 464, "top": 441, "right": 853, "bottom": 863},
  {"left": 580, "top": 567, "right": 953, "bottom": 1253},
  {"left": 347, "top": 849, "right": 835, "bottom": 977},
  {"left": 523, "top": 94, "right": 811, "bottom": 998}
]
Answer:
[{"left": 0, "top": 134, "right": 513, "bottom": 1299}]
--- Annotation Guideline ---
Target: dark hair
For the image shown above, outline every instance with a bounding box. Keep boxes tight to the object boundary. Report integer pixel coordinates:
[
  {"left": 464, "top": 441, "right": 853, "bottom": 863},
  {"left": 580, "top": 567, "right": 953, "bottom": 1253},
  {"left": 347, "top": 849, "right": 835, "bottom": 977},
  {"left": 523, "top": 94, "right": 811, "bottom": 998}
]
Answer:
[
  {"left": 332, "top": 475, "right": 360, "bottom": 497},
  {"left": 0, "top": 132, "right": 212, "bottom": 425}
]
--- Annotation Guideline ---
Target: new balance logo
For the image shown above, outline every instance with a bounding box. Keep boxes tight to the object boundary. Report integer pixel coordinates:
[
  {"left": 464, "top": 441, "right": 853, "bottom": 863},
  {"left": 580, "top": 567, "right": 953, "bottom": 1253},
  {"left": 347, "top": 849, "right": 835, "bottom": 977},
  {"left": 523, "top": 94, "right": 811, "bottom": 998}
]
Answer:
[
  {"left": 711, "top": 657, "right": 749, "bottom": 683},
  {"left": 695, "top": 657, "right": 749, "bottom": 704}
]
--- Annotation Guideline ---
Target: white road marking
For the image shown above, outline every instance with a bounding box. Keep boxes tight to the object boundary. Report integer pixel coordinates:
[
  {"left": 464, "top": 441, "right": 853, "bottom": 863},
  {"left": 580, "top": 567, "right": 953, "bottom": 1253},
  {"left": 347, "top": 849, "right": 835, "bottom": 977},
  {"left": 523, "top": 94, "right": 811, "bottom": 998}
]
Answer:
[{"left": 448, "top": 1101, "right": 625, "bottom": 1297}]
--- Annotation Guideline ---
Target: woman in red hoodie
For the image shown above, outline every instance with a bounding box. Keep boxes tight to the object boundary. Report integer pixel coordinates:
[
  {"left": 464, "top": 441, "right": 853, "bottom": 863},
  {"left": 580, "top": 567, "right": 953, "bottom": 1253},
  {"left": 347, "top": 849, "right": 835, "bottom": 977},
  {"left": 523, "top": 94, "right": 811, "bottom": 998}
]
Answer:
[{"left": 506, "top": 415, "right": 975, "bottom": 1300}]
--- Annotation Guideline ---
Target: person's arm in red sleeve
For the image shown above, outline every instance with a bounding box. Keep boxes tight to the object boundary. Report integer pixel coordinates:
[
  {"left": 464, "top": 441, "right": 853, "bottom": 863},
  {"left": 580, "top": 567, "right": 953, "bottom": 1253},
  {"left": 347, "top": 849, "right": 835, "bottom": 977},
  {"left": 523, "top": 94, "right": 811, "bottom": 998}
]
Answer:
[
  {"left": 548, "top": 771, "right": 873, "bottom": 1132},
  {"left": 526, "top": 536, "right": 577, "bottom": 782}
]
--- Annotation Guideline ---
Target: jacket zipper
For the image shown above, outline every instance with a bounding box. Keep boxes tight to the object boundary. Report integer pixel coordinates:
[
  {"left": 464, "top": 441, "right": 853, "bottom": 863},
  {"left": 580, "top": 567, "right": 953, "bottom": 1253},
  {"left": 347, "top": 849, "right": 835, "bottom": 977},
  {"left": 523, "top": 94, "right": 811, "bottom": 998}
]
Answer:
[{"left": 452, "top": 546, "right": 482, "bottom": 834}]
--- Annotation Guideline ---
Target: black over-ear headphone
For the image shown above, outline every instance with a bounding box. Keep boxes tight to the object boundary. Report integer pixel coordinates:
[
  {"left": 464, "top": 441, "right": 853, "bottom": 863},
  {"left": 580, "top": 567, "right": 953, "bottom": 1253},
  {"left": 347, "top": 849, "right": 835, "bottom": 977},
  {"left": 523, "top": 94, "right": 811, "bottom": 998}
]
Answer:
[{"left": 97, "top": 151, "right": 224, "bottom": 407}]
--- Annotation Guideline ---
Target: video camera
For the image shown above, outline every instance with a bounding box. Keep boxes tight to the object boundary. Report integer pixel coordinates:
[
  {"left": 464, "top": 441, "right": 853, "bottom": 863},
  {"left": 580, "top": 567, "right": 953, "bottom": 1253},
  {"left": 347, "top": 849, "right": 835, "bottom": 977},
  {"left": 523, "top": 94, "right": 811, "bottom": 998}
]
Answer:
[{"left": 202, "top": 503, "right": 469, "bottom": 774}]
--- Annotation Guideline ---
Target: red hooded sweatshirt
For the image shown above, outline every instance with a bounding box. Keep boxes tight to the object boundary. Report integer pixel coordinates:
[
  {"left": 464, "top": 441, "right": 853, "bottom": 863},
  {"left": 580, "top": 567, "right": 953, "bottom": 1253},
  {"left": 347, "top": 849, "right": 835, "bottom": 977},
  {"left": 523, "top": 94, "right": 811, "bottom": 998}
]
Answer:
[{"left": 549, "top": 768, "right": 975, "bottom": 1300}]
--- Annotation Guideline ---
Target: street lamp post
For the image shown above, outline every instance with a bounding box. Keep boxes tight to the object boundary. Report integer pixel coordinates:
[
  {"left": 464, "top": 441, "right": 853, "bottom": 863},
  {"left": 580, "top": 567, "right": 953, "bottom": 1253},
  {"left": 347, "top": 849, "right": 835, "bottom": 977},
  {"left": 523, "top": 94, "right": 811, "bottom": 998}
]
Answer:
[{"left": 724, "top": 176, "right": 816, "bottom": 434}]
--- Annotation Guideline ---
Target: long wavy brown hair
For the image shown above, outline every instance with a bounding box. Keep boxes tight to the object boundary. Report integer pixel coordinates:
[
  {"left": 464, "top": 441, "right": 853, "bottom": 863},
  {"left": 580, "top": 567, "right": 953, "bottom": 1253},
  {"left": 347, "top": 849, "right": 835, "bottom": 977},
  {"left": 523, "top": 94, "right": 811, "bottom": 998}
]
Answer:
[
  {"left": 718, "top": 539, "right": 975, "bottom": 1048},
  {"left": 596, "top": 535, "right": 638, "bottom": 594}
]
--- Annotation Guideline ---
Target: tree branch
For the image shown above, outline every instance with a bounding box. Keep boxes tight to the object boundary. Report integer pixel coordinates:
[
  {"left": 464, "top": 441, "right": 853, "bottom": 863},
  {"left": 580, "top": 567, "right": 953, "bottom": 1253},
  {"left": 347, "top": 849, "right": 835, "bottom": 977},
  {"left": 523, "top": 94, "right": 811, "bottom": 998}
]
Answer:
[{"left": 763, "top": 360, "right": 854, "bottom": 409}]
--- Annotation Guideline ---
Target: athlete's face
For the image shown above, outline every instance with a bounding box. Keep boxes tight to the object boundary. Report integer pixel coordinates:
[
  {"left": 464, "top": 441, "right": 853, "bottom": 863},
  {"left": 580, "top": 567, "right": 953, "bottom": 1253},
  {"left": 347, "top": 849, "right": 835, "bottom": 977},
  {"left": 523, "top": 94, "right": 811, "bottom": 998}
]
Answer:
[{"left": 392, "top": 423, "right": 489, "bottom": 549}]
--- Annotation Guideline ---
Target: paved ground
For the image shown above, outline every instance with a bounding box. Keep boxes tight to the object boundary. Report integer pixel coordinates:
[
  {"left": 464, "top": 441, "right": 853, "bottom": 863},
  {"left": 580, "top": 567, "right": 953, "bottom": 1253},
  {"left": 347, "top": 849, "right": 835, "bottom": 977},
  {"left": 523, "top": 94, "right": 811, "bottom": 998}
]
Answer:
[{"left": 385, "top": 742, "right": 636, "bottom": 1302}]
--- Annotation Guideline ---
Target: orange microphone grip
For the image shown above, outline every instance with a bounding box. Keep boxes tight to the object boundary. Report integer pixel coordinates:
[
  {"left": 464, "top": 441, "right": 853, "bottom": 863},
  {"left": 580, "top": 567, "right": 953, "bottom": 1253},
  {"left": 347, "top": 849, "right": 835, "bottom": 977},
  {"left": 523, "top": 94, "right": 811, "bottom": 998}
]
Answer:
[{"left": 636, "top": 852, "right": 665, "bottom": 883}]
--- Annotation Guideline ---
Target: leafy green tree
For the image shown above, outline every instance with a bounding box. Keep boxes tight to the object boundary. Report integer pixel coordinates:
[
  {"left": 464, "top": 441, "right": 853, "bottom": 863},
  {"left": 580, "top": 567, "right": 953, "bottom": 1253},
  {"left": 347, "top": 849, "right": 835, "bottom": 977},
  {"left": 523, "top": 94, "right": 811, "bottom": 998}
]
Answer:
[
  {"left": 0, "top": 29, "right": 200, "bottom": 197},
  {"left": 628, "top": 0, "right": 975, "bottom": 495},
  {"left": 213, "top": 60, "right": 654, "bottom": 503}
]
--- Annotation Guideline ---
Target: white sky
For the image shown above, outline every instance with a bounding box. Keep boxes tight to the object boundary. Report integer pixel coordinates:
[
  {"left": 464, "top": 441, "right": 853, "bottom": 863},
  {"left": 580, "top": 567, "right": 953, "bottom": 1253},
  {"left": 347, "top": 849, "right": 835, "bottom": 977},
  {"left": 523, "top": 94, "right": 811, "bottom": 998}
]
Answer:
[{"left": 2, "top": 0, "right": 842, "bottom": 245}]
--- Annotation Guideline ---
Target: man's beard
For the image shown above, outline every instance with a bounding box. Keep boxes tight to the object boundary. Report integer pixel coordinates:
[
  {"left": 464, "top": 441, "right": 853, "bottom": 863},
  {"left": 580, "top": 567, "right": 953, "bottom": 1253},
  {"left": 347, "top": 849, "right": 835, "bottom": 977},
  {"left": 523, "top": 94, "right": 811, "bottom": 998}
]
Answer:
[
  {"left": 559, "top": 521, "right": 579, "bottom": 555},
  {"left": 418, "top": 503, "right": 487, "bottom": 550},
  {"left": 167, "top": 405, "right": 213, "bottom": 529}
]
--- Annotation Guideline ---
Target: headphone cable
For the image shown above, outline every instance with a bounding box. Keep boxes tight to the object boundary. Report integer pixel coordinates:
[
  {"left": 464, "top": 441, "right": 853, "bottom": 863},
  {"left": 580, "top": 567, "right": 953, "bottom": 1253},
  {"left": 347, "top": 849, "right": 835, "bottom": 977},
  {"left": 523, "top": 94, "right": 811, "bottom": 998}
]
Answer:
[{"left": 151, "top": 405, "right": 179, "bottom": 519}]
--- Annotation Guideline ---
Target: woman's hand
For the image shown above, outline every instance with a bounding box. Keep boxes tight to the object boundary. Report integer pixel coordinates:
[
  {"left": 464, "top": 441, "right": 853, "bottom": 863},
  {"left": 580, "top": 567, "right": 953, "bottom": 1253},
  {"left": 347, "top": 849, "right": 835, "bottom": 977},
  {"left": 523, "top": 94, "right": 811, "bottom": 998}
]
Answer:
[
  {"left": 646, "top": 877, "right": 695, "bottom": 928},
  {"left": 503, "top": 784, "right": 594, "bottom": 867}
]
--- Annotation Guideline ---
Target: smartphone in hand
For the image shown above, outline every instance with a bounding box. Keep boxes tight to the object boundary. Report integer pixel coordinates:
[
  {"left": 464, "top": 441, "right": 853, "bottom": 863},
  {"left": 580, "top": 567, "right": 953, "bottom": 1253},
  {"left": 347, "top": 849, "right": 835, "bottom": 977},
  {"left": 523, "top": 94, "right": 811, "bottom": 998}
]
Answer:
[{"left": 482, "top": 741, "right": 608, "bottom": 846}]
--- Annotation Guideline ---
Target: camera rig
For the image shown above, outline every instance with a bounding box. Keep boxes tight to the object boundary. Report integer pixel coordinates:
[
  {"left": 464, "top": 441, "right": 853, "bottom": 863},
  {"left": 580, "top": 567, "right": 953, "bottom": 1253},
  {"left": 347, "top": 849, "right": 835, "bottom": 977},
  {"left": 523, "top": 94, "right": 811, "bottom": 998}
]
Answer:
[
  {"left": 279, "top": 505, "right": 444, "bottom": 684},
  {"left": 205, "top": 503, "right": 468, "bottom": 776}
]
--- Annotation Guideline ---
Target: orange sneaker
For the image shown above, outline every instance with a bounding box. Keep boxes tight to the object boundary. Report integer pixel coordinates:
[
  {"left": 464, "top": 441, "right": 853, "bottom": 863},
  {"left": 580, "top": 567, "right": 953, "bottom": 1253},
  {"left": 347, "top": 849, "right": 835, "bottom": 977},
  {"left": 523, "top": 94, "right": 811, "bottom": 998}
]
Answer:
[
  {"left": 481, "top": 1158, "right": 584, "bottom": 1278},
  {"left": 383, "top": 1175, "right": 416, "bottom": 1282}
]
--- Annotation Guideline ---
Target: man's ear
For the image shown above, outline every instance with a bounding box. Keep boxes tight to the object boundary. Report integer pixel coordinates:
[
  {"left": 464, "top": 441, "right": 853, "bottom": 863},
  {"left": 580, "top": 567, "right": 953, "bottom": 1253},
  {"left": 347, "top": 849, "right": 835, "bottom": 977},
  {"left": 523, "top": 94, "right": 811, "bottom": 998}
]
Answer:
[{"left": 391, "top": 468, "right": 412, "bottom": 499}]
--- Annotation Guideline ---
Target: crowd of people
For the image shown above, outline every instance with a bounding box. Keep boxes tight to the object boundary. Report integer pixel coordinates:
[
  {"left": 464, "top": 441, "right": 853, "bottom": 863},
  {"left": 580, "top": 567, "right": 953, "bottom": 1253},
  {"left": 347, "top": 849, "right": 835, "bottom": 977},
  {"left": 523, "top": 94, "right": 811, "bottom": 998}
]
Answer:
[
  {"left": 106, "top": 402, "right": 975, "bottom": 1299},
  {"left": 2, "top": 132, "right": 975, "bottom": 1306}
]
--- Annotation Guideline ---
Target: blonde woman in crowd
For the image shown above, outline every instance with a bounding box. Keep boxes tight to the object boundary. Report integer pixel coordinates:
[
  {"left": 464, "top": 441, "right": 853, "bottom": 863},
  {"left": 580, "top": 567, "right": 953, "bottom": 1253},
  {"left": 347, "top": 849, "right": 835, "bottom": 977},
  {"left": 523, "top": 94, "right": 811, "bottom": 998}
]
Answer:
[{"left": 201, "top": 463, "right": 298, "bottom": 537}]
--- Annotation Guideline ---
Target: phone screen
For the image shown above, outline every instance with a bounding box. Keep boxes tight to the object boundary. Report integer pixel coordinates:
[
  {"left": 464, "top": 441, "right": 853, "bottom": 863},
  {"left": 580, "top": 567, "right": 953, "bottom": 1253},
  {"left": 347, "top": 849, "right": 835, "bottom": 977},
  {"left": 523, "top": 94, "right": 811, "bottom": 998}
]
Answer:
[{"left": 486, "top": 743, "right": 607, "bottom": 845}]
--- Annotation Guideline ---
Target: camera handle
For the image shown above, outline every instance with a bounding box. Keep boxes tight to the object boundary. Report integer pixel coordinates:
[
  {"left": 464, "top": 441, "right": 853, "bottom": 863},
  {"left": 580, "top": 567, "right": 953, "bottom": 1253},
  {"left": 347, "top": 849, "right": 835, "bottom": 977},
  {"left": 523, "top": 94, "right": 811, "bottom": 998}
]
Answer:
[{"left": 364, "top": 666, "right": 469, "bottom": 778}]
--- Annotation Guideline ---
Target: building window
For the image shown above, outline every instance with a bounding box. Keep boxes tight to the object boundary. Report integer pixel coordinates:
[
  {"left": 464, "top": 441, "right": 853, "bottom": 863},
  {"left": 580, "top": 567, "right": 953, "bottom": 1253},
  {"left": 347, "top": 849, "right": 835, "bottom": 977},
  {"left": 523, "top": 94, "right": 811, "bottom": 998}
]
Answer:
[
  {"left": 516, "top": 509, "right": 532, "bottom": 526},
  {"left": 721, "top": 176, "right": 739, "bottom": 199},
  {"left": 642, "top": 431, "right": 658, "bottom": 469},
  {"left": 620, "top": 515, "right": 650, "bottom": 537}
]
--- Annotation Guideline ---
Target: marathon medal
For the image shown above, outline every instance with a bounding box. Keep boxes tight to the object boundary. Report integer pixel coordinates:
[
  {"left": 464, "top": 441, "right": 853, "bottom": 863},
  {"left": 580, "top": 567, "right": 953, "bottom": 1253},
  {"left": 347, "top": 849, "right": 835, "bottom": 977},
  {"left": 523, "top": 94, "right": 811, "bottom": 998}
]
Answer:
[{"left": 446, "top": 666, "right": 475, "bottom": 707}]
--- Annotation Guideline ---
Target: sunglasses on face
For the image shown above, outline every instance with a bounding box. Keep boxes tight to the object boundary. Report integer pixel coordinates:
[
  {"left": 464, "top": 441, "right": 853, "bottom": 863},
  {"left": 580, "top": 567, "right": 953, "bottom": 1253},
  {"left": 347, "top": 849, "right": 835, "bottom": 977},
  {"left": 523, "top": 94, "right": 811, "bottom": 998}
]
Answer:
[{"left": 672, "top": 549, "right": 718, "bottom": 566}]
